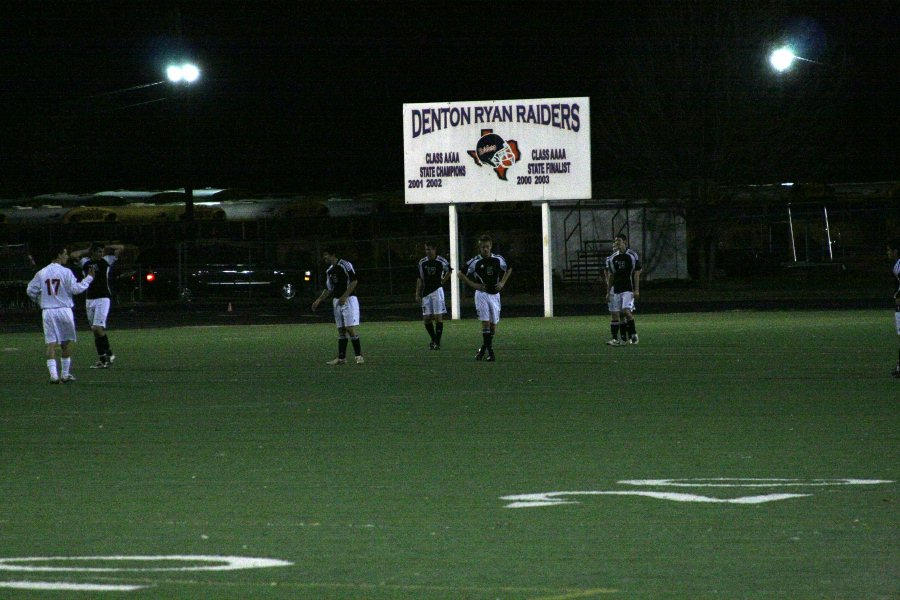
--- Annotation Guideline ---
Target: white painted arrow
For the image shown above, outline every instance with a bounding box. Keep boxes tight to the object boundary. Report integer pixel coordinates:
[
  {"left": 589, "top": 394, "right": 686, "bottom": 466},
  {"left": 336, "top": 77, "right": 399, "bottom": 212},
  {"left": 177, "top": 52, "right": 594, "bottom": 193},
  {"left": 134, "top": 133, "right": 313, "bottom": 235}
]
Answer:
[{"left": 501, "top": 490, "right": 811, "bottom": 508}]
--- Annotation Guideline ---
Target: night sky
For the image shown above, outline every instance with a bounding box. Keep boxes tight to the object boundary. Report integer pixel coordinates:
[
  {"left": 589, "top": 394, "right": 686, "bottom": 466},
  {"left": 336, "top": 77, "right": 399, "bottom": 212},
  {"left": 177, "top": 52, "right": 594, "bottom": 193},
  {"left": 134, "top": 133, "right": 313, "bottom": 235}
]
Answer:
[{"left": 1, "top": 1, "right": 897, "bottom": 197}]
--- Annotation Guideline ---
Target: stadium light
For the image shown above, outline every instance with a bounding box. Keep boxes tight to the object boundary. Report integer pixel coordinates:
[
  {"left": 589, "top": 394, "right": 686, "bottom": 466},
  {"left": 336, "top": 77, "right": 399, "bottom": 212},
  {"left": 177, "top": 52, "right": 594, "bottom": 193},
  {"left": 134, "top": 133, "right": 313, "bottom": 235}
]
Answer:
[
  {"left": 769, "top": 46, "right": 821, "bottom": 73},
  {"left": 166, "top": 63, "right": 201, "bottom": 83}
]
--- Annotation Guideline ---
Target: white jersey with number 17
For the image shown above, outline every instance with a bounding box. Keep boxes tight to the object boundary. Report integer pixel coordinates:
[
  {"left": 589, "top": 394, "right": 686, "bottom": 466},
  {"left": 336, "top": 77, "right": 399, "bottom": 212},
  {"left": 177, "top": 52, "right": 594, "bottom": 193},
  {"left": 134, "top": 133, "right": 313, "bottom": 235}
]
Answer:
[{"left": 27, "top": 263, "right": 93, "bottom": 309}]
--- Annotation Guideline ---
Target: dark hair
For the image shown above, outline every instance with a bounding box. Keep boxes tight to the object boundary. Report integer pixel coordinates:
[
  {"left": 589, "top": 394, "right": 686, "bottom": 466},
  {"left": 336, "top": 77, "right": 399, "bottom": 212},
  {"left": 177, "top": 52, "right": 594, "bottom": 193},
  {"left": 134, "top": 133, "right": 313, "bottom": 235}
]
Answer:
[
  {"left": 322, "top": 246, "right": 338, "bottom": 256},
  {"left": 478, "top": 234, "right": 492, "bottom": 244},
  {"left": 90, "top": 242, "right": 104, "bottom": 253},
  {"left": 424, "top": 240, "right": 437, "bottom": 249},
  {"left": 49, "top": 244, "right": 68, "bottom": 262},
  {"left": 615, "top": 234, "right": 628, "bottom": 244}
]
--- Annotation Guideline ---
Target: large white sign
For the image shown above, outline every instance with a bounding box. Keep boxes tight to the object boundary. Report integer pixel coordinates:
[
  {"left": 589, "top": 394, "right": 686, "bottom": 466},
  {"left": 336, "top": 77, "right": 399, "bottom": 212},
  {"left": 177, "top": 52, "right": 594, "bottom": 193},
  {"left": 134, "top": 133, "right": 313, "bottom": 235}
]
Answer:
[{"left": 403, "top": 97, "right": 591, "bottom": 203}]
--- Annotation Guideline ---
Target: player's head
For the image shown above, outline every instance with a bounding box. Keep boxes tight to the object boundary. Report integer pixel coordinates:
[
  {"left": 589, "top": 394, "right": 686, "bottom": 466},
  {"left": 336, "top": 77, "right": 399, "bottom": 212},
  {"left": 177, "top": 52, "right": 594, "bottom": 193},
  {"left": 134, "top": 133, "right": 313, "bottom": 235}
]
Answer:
[
  {"left": 888, "top": 238, "right": 900, "bottom": 259},
  {"left": 424, "top": 241, "right": 437, "bottom": 259},
  {"left": 614, "top": 234, "right": 628, "bottom": 251},
  {"left": 50, "top": 245, "right": 69, "bottom": 263},
  {"left": 90, "top": 242, "right": 104, "bottom": 259},
  {"left": 322, "top": 246, "right": 339, "bottom": 265},
  {"left": 478, "top": 235, "right": 493, "bottom": 258}
]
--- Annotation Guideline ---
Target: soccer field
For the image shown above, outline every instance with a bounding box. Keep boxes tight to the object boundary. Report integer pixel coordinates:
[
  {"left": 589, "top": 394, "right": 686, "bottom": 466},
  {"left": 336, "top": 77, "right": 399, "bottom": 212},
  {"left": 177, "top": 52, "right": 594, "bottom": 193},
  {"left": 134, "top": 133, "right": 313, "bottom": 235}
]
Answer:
[{"left": 0, "top": 310, "right": 897, "bottom": 599}]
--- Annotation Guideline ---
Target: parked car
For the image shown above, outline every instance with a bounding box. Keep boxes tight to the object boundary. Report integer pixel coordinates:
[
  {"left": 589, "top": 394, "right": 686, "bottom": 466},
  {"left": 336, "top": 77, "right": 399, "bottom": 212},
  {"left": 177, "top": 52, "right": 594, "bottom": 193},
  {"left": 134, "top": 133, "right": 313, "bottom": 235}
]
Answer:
[{"left": 120, "top": 243, "right": 314, "bottom": 303}]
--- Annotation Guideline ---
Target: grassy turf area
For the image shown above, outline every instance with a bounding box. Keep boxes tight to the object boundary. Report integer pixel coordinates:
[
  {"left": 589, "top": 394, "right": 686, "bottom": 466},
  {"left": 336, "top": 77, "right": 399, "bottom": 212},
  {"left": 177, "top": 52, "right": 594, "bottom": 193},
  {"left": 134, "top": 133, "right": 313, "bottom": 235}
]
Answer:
[{"left": 0, "top": 311, "right": 897, "bottom": 599}]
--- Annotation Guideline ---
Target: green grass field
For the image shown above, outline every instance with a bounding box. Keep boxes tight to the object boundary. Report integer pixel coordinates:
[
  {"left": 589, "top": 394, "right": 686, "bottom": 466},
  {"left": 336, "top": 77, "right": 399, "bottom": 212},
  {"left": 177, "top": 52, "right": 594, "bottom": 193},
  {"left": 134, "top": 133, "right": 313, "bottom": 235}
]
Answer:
[{"left": 1, "top": 311, "right": 897, "bottom": 599}]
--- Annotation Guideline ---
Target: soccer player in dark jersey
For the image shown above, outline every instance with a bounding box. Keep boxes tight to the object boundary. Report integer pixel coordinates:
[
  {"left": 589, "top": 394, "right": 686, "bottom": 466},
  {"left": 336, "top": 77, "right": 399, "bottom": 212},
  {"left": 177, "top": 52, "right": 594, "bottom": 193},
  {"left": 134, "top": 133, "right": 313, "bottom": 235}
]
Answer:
[
  {"left": 311, "top": 247, "right": 364, "bottom": 365},
  {"left": 888, "top": 239, "right": 900, "bottom": 378},
  {"left": 604, "top": 234, "right": 642, "bottom": 345},
  {"left": 458, "top": 235, "right": 512, "bottom": 361},
  {"left": 71, "top": 242, "right": 124, "bottom": 368},
  {"left": 415, "top": 241, "right": 452, "bottom": 350}
]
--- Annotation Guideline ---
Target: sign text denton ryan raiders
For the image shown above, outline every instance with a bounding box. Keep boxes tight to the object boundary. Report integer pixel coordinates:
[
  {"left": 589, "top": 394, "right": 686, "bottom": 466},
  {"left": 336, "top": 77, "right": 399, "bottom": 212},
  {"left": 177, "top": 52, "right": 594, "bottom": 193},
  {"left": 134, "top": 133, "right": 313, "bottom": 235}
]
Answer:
[{"left": 411, "top": 102, "right": 582, "bottom": 138}]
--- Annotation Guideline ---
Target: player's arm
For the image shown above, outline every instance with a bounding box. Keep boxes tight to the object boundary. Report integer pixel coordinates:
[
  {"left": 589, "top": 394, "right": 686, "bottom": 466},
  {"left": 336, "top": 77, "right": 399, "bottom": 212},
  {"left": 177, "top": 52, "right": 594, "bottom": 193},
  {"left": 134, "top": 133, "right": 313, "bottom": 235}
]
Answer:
[
  {"left": 415, "top": 277, "right": 423, "bottom": 302},
  {"left": 496, "top": 267, "right": 512, "bottom": 291},
  {"left": 633, "top": 269, "right": 641, "bottom": 299},
  {"left": 456, "top": 270, "right": 482, "bottom": 291},
  {"left": 26, "top": 272, "right": 42, "bottom": 303},
  {"left": 69, "top": 246, "right": 91, "bottom": 259},
  {"left": 441, "top": 263, "right": 453, "bottom": 284},
  {"left": 311, "top": 287, "right": 332, "bottom": 311},
  {"left": 340, "top": 279, "right": 358, "bottom": 304},
  {"left": 70, "top": 266, "right": 95, "bottom": 295},
  {"left": 603, "top": 267, "right": 612, "bottom": 297}
]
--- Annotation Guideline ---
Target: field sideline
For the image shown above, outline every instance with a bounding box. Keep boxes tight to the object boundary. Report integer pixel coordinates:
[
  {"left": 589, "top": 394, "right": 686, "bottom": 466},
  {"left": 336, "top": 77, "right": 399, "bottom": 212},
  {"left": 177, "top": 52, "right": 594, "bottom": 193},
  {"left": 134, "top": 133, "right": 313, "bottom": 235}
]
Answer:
[{"left": 0, "top": 311, "right": 897, "bottom": 599}]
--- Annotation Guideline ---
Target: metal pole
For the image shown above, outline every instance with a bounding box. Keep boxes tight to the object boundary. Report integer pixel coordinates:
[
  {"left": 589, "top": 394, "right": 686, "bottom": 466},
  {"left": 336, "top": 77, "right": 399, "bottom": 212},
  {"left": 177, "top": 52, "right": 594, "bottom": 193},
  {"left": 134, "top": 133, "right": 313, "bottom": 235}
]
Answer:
[
  {"left": 448, "top": 204, "right": 461, "bottom": 320},
  {"left": 823, "top": 205, "right": 833, "bottom": 261},
  {"left": 787, "top": 203, "right": 798, "bottom": 262},
  {"left": 541, "top": 202, "right": 554, "bottom": 317}
]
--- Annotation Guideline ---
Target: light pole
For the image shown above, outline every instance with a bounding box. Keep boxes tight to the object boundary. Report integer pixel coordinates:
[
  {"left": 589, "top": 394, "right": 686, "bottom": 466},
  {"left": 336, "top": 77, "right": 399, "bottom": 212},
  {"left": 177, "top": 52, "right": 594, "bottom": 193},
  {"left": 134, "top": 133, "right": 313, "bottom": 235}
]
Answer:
[
  {"left": 767, "top": 47, "right": 835, "bottom": 264},
  {"left": 166, "top": 62, "right": 200, "bottom": 242}
]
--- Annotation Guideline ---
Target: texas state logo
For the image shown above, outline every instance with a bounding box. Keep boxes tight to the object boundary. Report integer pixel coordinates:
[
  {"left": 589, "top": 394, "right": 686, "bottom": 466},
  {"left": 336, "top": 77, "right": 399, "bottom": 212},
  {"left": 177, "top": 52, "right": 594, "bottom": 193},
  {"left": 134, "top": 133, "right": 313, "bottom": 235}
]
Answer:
[{"left": 467, "top": 129, "right": 521, "bottom": 181}]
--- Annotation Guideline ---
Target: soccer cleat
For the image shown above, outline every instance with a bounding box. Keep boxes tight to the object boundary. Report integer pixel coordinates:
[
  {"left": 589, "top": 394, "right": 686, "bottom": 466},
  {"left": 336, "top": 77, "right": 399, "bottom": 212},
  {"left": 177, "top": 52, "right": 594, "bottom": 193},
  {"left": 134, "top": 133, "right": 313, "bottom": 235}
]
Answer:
[
  {"left": 475, "top": 347, "right": 486, "bottom": 361},
  {"left": 326, "top": 358, "right": 346, "bottom": 365},
  {"left": 90, "top": 360, "right": 109, "bottom": 369},
  {"left": 606, "top": 339, "right": 622, "bottom": 346},
  {"left": 431, "top": 343, "right": 440, "bottom": 350},
  {"left": 630, "top": 334, "right": 639, "bottom": 345},
  {"left": 107, "top": 354, "right": 116, "bottom": 364},
  {"left": 893, "top": 367, "right": 900, "bottom": 379},
  {"left": 429, "top": 341, "right": 436, "bottom": 350},
  {"left": 355, "top": 356, "right": 365, "bottom": 364},
  {"left": 485, "top": 351, "right": 496, "bottom": 362},
  {"left": 49, "top": 377, "right": 60, "bottom": 384},
  {"left": 61, "top": 374, "right": 76, "bottom": 383}
]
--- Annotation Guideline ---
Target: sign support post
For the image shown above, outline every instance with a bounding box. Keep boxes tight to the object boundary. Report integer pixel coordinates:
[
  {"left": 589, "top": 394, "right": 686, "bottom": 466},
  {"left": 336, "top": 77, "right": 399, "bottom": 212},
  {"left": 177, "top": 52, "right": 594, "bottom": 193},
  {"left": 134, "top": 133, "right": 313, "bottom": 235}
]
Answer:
[
  {"left": 542, "top": 201, "right": 553, "bottom": 317},
  {"left": 449, "top": 203, "right": 461, "bottom": 320}
]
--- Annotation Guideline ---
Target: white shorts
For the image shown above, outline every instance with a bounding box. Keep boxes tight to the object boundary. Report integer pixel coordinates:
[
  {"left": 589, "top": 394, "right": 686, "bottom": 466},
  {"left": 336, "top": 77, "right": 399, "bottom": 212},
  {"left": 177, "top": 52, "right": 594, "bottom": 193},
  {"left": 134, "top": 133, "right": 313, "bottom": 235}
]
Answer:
[
  {"left": 608, "top": 291, "right": 636, "bottom": 314},
  {"left": 332, "top": 296, "right": 360, "bottom": 329},
  {"left": 421, "top": 287, "right": 447, "bottom": 317},
  {"left": 86, "top": 297, "right": 111, "bottom": 328},
  {"left": 474, "top": 290, "right": 501, "bottom": 324},
  {"left": 42, "top": 307, "right": 77, "bottom": 345}
]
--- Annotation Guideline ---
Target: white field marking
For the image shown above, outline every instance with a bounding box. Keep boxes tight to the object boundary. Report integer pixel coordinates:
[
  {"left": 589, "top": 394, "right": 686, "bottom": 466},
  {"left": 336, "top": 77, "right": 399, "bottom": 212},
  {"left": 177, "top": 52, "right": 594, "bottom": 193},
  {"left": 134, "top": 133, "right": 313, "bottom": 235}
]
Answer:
[
  {"left": 501, "top": 491, "right": 810, "bottom": 508},
  {"left": 2, "top": 347, "right": 21, "bottom": 352},
  {"left": 0, "top": 581, "right": 146, "bottom": 591},
  {"left": 0, "top": 555, "right": 293, "bottom": 572},
  {"left": 618, "top": 478, "right": 895, "bottom": 488}
]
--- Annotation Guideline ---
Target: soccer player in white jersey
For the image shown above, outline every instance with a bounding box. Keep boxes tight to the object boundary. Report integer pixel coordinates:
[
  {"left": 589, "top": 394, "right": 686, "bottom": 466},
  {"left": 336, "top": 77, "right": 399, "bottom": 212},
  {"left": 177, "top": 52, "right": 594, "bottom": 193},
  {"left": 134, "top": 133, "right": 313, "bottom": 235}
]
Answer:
[
  {"left": 415, "top": 241, "right": 452, "bottom": 350},
  {"left": 312, "top": 247, "right": 364, "bottom": 365},
  {"left": 26, "top": 246, "right": 95, "bottom": 383},
  {"left": 888, "top": 239, "right": 900, "bottom": 378},
  {"left": 604, "top": 234, "right": 642, "bottom": 345},
  {"left": 458, "top": 235, "right": 512, "bottom": 361},
  {"left": 71, "top": 242, "right": 124, "bottom": 368}
]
